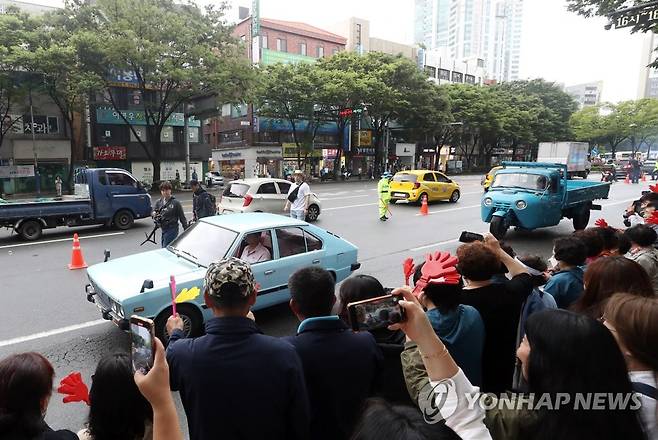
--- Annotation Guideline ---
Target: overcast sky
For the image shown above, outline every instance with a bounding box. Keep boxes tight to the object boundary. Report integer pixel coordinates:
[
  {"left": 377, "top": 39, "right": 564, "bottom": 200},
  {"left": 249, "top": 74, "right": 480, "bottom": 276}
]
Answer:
[{"left": 38, "top": 0, "right": 647, "bottom": 102}]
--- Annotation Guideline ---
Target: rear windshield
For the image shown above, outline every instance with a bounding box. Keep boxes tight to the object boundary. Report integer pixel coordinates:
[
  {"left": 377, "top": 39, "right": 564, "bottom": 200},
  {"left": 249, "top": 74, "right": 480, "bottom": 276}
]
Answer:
[
  {"left": 223, "top": 182, "right": 250, "bottom": 198},
  {"left": 392, "top": 174, "right": 417, "bottom": 183},
  {"left": 210, "top": 172, "right": 221, "bottom": 177}
]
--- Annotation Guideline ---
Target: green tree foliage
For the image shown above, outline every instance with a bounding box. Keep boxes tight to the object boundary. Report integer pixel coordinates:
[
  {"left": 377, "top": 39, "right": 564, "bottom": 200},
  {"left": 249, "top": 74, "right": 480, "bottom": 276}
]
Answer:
[{"left": 68, "top": 0, "right": 254, "bottom": 181}]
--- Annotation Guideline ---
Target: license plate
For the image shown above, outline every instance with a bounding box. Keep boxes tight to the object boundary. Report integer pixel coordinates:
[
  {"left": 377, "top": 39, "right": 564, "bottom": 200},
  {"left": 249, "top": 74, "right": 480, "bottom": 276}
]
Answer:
[{"left": 392, "top": 192, "right": 407, "bottom": 197}]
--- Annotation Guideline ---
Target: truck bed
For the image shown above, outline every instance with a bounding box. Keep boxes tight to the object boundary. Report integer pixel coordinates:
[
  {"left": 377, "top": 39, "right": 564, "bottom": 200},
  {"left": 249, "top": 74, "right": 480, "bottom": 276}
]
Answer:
[
  {"left": 565, "top": 180, "right": 610, "bottom": 207},
  {"left": 0, "top": 197, "right": 92, "bottom": 222}
]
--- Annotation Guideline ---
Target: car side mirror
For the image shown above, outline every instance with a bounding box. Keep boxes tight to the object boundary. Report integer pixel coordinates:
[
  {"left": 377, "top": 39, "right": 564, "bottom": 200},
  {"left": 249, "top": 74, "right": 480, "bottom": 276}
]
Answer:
[
  {"left": 140, "top": 279, "right": 154, "bottom": 293},
  {"left": 103, "top": 249, "right": 111, "bottom": 262}
]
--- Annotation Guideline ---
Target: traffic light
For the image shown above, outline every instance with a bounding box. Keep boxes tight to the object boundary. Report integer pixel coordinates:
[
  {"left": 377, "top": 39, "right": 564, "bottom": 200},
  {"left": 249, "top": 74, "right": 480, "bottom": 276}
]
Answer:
[{"left": 339, "top": 108, "right": 353, "bottom": 118}]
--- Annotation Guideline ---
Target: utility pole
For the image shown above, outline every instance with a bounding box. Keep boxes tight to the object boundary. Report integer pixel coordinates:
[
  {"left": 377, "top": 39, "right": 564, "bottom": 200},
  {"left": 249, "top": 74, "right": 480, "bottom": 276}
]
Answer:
[
  {"left": 29, "top": 86, "right": 40, "bottom": 196},
  {"left": 184, "top": 102, "right": 190, "bottom": 188}
]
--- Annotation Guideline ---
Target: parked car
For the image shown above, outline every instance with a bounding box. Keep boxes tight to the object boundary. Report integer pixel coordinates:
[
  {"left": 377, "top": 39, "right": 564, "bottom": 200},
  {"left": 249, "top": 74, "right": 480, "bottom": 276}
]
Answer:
[
  {"left": 389, "top": 170, "right": 460, "bottom": 204},
  {"left": 218, "top": 178, "right": 322, "bottom": 222},
  {"left": 205, "top": 171, "right": 224, "bottom": 187},
  {"left": 482, "top": 166, "right": 503, "bottom": 192},
  {"left": 85, "top": 213, "right": 360, "bottom": 340}
]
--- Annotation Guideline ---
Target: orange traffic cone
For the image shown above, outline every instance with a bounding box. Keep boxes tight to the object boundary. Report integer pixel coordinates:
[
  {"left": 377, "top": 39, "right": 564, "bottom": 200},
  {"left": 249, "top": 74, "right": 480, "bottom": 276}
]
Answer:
[
  {"left": 419, "top": 194, "right": 429, "bottom": 216},
  {"left": 625, "top": 174, "right": 630, "bottom": 184},
  {"left": 68, "top": 233, "right": 88, "bottom": 270}
]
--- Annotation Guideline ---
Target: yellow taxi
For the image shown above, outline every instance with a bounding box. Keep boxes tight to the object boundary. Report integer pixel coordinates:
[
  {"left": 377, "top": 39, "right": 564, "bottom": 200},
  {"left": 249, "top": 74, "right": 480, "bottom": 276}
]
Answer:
[
  {"left": 482, "top": 166, "right": 503, "bottom": 192},
  {"left": 389, "top": 170, "right": 460, "bottom": 204}
]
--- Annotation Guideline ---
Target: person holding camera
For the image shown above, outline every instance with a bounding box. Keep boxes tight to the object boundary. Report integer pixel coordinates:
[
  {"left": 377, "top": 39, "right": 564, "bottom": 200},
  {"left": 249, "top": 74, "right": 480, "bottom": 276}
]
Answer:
[
  {"left": 284, "top": 267, "right": 382, "bottom": 440},
  {"left": 153, "top": 181, "right": 187, "bottom": 248}
]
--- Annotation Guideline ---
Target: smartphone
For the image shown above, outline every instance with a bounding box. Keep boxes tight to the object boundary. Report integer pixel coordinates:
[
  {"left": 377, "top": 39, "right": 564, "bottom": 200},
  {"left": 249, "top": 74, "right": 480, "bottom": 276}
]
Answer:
[
  {"left": 130, "top": 316, "right": 155, "bottom": 374},
  {"left": 347, "top": 294, "right": 405, "bottom": 332},
  {"left": 459, "top": 231, "right": 484, "bottom": 243}
]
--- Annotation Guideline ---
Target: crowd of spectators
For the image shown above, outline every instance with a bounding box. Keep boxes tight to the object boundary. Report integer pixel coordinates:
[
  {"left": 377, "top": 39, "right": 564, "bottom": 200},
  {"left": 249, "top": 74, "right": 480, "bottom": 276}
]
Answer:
[{"left": 2, "top": 191, "right": 658, "bottom": 440}]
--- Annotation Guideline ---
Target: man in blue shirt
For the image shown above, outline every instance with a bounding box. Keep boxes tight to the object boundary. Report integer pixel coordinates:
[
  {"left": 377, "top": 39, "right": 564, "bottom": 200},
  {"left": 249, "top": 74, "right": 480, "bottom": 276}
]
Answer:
[
  {"left": 166, "top": 258, "right": 309, "bottom": 440},
  {"left": 285, "top": 267, "right": 383, "bottom": 440},
  {"left": 544, "top": 236, "right": 587, "bottom": 308}
]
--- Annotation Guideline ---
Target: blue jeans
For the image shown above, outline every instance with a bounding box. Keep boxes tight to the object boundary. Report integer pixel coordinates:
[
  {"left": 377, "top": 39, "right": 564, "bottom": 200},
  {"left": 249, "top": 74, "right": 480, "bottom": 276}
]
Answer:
[
  {"left": 161, "top": 226, "right": 179, "bottom": 248},
  {"left": 290, "top": 210, "right": 305, "bottom": 220}
]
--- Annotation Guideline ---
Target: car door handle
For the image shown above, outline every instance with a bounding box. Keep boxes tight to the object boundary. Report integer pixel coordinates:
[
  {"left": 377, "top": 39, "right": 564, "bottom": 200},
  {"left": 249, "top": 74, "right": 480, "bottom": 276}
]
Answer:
[
  {"left": 312, "top": 259, "right": 320, "bottom": 264},
  {"left": 264, "top": 269, "right": 275, "bottom": 275}
]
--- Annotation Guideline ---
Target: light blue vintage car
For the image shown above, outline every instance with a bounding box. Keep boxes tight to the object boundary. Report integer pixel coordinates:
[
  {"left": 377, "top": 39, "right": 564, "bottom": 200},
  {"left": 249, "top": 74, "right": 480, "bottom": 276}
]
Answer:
[{"left": 85, "top": 213, "right": 360, "bottom": 340}]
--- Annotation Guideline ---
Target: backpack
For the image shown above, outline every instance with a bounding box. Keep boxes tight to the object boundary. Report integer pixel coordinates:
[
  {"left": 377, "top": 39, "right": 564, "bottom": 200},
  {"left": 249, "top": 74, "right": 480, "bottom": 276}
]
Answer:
[{"left": 206, "top": 192, "right": 217, "bottom": 214}]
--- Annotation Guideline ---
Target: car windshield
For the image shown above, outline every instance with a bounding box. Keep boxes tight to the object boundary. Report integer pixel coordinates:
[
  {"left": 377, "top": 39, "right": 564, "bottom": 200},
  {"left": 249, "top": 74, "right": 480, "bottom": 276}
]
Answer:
[
  {"left": 168, "top": 222, "right": 238, "bottom": 267},
  {"left": 210, "top": 172, "right": 221, "bottom": 177},
  {"left": 492, "top": 173, "right": 548, "bottom": 191},
  {"left": 223, "top": 182, "right": 250, "bottom": 198},
  {"left": 393, "top": 174, "right": 417, "bottom": 183}
]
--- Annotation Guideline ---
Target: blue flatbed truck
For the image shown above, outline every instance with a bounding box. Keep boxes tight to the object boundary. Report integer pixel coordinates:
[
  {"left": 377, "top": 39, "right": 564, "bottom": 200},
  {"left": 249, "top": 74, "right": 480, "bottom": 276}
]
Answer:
[
  {"left": 0, "top": 168, "right": 152, "bottom": 240},
  {"left": 481, "top": 162, "right": 611, "bottom": 239}
]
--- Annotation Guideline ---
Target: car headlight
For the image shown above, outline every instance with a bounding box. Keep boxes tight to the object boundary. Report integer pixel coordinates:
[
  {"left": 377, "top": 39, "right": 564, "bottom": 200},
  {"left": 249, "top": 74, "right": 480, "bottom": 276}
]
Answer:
[
  {"left": 516, "top": 200, "right": 527, "bottom": 210},
  {"left": 483, "top": 197, "right": 493, "bottom": 206}
]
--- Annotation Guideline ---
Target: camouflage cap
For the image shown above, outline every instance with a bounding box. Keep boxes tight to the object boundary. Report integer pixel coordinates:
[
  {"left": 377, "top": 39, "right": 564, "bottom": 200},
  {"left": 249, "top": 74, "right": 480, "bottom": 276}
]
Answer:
[{"left": 204, "top": 257, "right": 255, "bottom": 299}]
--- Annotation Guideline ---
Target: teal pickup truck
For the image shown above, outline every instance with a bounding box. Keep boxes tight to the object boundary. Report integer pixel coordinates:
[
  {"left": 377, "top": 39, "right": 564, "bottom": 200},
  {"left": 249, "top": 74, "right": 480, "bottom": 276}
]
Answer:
[{"left": 481, "top": 162, "right": 610, "bottom": 239}]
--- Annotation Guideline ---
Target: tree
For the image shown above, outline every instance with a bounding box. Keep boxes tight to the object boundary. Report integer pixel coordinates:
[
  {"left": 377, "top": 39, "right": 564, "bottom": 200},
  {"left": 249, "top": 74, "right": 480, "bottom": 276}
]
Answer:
[
  {"left": 254, "top": 62, "right": 326, "bottom": 168},
  {"left": 69, "top": 0, "right": 254, "bottom": 182},
  {"left": 571, "top": 104, "right": 630, "bottom": 155}
]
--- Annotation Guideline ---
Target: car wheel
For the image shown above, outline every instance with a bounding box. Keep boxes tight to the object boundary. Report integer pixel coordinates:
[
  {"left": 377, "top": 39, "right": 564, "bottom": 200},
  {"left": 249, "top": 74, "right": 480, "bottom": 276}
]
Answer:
[
  {"left": 490, "top": 216, "right": 509, "bottom": 239},
  {"left": 573, "top": 207, "right": 590, "bottom": 231},
  {"left": 155, "top": 304, "right": 203, "bottom": 345},
  {"left": 449, "top": 190, "right": 460, "bottom": 203},
  {"left": 305, "top": 204, "right": 320, "bottom": 222},
  {"left": 19, "top": 220, "right": 42, "bottom": 241},
  {"left": 113, "top": 209, "right": 134, "bottom": 230}
]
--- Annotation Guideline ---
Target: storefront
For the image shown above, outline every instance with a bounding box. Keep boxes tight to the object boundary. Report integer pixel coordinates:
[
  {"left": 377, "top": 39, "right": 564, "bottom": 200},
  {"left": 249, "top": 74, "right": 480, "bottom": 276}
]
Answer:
[
  {"left": 131, "top": 160, "right": 205, "bottom": 184},
  {"left": 394, "top": 143, "right": 415, "bottom": 170},
  {"left": 212, "top": 146, "right": 283, "bottom": 179},
  {"left": 255, "top": 147, "right": 283, "bottom": 178},
  {"left": 282, "top": 143, "right": 323, "bottom": 177},
  {"left": 348, "top": 147, "right": 375, "bottom": 177}
]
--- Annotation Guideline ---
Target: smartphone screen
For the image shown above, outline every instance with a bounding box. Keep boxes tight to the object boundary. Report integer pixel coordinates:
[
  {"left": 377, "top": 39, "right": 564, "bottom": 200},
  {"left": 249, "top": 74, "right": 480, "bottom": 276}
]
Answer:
[
  {"left": 130, "top": 316, "right": 154, "bottom": 374},
  {"left": 347, "top": 294, "right": 405, "bottom": 332}
]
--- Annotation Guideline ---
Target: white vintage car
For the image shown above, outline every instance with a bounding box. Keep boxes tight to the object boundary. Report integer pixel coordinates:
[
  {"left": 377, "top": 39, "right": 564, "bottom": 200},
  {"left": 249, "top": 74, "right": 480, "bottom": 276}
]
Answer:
[{"left": 217, "top": 178, "right": 322, "bottom": 222}]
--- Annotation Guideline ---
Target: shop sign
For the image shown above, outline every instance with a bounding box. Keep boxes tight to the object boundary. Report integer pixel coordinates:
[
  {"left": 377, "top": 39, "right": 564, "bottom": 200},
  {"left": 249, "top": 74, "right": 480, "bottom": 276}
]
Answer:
[
  {"left": 0, "top": 165, "right": 35, "bottom": 178},
  {"left": 282, "top": 144, "right": 322, "bottom": 158},
  {"left": 96, "top": 107, "right": 201, "bottom": 127},
  {"left": 358, "top": 130, "right": 372, "bottom": 147},
  {"left": 395, "top": 143, "right": 415, "bottom": 157},
  {"left": 422, "top": 148, "right": 436, "bottom": 154},
  {"left": 323, "top": 148, "right": 338, "bottom": 158},
  {"left": 256, "top": 148, "right": 282, "bottom": 158},
  {"left": 221, "top": 151, "right": 242, "bottom": 159},
  {"left": 355, "top": 147, "right": 375, "bottom": 156},
  {"left": 93, "top": 146, "right": 127, "bottom": 160}
]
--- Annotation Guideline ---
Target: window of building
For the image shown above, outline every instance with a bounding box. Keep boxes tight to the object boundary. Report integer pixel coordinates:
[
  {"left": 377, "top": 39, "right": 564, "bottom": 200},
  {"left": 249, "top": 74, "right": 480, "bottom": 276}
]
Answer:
[
  {"left": 276, "top": 38, "right": 287, "bottom": 52},
  {"left": 465, "top": 74, "right": 475, "bottom": 84},
  {"left": 451, "top": 71, "right": 463, "bottom": 83},
  {"left": 221, "top": 103, "right": 231, "bottom": 117},
  {"left": 160, "top": 126, "right": 173, "bottom": 143},
  {"left": 219, "top": 130, "right": 243, "bottom": 144},
  {"left": 424, "top": 66, "right": 437, "bottom": 78},
  {"left": 231, "top": 103, "right": 248, "bottom": 118},
  {"left": 332, "top": 48, "right": 338, "bottom": 55},
  {"left": 438, "top": 69, "right": 450, "bottom": 80},
  {"left": 240, "top": 34, "right": 246, "bottom": 41},
  {"left": 299, "top": 42, "right": 307, "bottom": 56},
  {"left": 261, "top": 34, "right": 268, "bottom": 49},
  {"left": 317, "top": 46, "right": 324, "bottom": 58}
]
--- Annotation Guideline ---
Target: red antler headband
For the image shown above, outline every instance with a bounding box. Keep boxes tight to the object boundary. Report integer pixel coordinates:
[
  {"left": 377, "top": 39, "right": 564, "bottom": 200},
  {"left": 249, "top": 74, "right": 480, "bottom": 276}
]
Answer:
[
  {"left": 594, "top": 218, "right": 609, "bottom": 228},
  {"left": 650, "top": 184, "right": 658, "bottom": 193},
  {"left": 411, "top": 251, "right": 461, "bottom": 297},
  {"left": 647, "top": 211, "right": 658, "bottom": 225}
]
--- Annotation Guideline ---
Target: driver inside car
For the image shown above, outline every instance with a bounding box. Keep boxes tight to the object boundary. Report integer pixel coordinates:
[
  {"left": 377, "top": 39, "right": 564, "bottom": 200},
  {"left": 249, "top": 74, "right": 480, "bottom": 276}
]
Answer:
[{"left": 239, "top": 232, "right": 271, "bottom": 264}]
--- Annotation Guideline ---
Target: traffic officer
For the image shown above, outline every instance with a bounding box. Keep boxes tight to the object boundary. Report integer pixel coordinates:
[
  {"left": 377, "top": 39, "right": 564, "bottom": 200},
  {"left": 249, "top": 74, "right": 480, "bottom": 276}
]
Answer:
[
  {"left": 154, "top": 181, "right": 188, "bottom": 248},
  {"left": 378, "top": 171, "right": 392, "bottom": 221}
]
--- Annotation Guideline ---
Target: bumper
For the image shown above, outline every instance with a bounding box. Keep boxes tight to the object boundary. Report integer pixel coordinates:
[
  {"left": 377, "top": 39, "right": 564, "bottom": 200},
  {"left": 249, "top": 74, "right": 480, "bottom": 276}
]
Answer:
[
  {"left": 390, "top": 191, "right": 418, "bottom": 201},
  {"left": 85, "top": 283, "right": 129, "bottom": 330}
]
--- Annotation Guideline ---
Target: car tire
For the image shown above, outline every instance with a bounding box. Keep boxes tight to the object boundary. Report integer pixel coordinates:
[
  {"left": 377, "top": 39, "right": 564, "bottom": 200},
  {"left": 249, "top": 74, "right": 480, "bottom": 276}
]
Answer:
[
  {"left": 306, "top": 204, "right": 320, "bottom": 222},
  {"left": 573, "top": 207, "right": 590, "bottom": 231},
  {"left": 113, "top": 209, "right": 134, "bottom": 230},
  {"left": 155, "top": 304, "right": 203, "bottom": 345},
  {"left": 19, "top": 220, "right": 42, "bottom": 241},
  {"left": 449, "top": 190, "right": 460, "bottom": 203},
  {"left": 490, "top": 216, "right": 509, "bottom": 240}
]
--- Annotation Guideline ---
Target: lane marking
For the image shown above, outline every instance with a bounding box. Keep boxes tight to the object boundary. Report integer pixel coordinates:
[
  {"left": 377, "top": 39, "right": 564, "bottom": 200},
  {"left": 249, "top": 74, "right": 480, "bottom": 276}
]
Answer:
[
  {"left": 0, "top": 319, "right": 107, "bottom": 348},
  {"left": 320, "top": 195, "right": 369, "bottom": 201},
  {"left": 410, "top": 238, "right": 459, "bottom": 251},
  {"left": 601, "top": 197, "right": 639, "bottom": 208},
  {"left": 417, "top": 204, "right": 481, "bottom": 216},
  {"left": 323, "top": 202, "right": 378, "bottom": 211},
  {"left": 0, "top": 232, "right": 126, "bottom": 250}
]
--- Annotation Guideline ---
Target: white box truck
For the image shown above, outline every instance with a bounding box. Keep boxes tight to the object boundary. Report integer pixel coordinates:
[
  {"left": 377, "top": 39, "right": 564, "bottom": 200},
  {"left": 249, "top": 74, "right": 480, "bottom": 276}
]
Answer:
[{"left": 537, "top": 142, "right": 591, "bottom": 179}]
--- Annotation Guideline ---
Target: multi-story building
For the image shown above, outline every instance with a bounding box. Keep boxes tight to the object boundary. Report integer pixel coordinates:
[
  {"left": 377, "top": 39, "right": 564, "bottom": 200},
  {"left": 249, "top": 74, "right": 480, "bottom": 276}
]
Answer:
[
  {"left": 421, "top": 47, "right": 486, "bottom": 85},
  {"left": 332, "top": 17, "right": 417, "bottom": 60},
  {"left": 414, "top": 0, "right": 523, "bottom": 82},
  {"left": 564, "top": 81, "right": 604, "bottom": 108},
  {"left": 207, "top": 15, "right": 347, "bottom": 179},
  {"left": 638, "top": 32, "right": 658, "bottom": 99},
  {"left": 0, "top": 0, "right": 57, "bottom": 15}
]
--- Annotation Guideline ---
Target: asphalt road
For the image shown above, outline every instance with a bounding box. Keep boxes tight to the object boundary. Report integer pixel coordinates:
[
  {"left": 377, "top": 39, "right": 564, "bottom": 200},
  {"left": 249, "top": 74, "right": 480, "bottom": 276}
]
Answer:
[{"left": 0, "top": 174, "right": 648, "bottom": 436}]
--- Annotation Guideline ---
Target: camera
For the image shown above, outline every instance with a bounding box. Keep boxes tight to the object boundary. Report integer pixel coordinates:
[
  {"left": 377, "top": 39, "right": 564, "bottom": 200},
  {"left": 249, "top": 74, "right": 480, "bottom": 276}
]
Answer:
[
  {"left": 459, "top": 231, "right": 484, "bottom": 243},
  {"left": 347, "top": 294, "right": 406, "bottom": 332}
]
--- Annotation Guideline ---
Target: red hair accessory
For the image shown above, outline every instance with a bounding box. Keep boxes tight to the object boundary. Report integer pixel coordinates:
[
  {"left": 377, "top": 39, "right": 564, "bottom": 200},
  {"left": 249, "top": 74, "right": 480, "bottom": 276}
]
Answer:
[
  {"left": 646, "top": 211, "right": 658, "bottom": 225},
  {"left": 403, "top": 258, "right": 415, "bottom": 286},
  {"left": 650, "top": 184, "right": 658, "bottom": 193},
  {"left": 57, "top": 372, "right": 90, "bottom": 405},
  {"left": 594, "top": 218, "right": 609, "bottom": 228},
  {"left": 411, "top": 251, "right": 461, "bottom": 297}
]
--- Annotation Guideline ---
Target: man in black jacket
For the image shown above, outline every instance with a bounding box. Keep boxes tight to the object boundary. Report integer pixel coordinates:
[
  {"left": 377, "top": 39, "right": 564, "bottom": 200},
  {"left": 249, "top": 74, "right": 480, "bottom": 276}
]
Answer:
[
  {"left": 153, "top": 181, "right": 187, "bottom": 248},
  {"left": 166, "top": 258, "right": 309, "bottom": 440},
  {"left": 285, "top": 267, "right": 383, "bottom": 440},
  {"left": 190, "top": 180, "right": 215, "bottom": 221}
]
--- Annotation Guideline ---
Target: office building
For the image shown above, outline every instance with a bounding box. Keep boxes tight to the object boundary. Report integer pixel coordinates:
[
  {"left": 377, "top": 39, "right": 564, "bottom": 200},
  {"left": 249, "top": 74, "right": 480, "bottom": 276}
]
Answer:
[
  {"left": 332, "top": 17, "right": 417, "bottom": 60},
  {"left": 564, "top": 81, "right": 604, "bottom": 108},
  {"left": 638, "top": 32, "right": 658, "bottom": 99}
]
